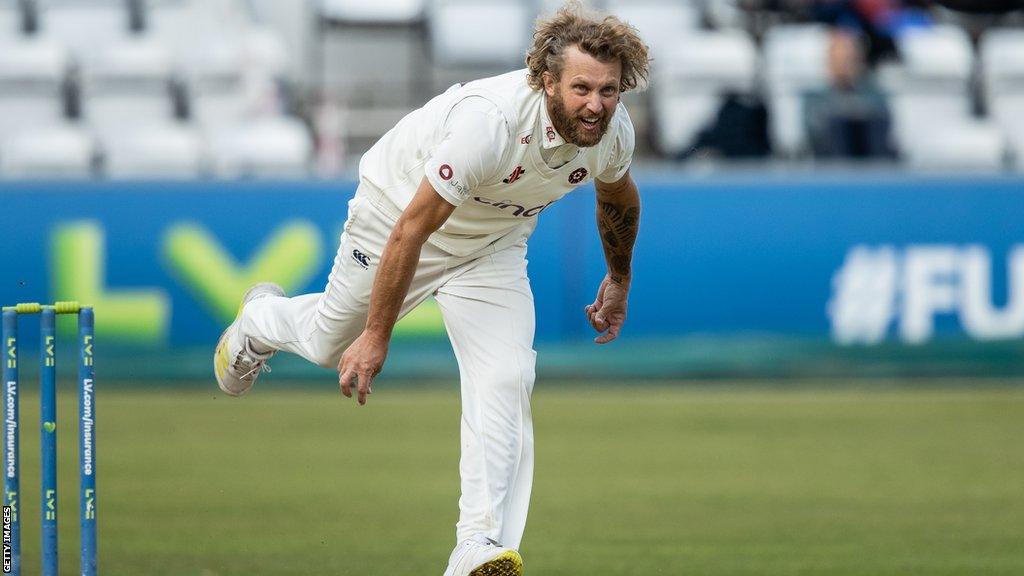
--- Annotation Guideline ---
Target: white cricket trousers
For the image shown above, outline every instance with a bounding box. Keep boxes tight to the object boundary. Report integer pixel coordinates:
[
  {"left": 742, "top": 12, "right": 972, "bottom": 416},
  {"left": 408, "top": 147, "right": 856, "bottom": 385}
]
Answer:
[{"left": 239, "top": 192, "right": 536, "bottom": 550}]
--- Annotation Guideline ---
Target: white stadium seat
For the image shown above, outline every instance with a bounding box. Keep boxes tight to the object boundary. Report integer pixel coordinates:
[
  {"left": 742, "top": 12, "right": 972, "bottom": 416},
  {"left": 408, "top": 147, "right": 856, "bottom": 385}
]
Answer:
[
  {"left": 898, "top": 25, "right": 974, "bottom": 82},
  {"left": 539, "top": 0, "right": 567, "bottom": 16},
  {"left": 208, "top": 116, "right": 312, "bottom": 178},
  {"left": 889, "top": 25, "right": 975, "bottom": 162},
  {"left": 0, "top": 35, "right": 69, "bottom": 135},
  {"left": 319, "top": 0, "right": 425, "bottom": 24},
  {"left": 148, "top": 0, "right": 252, "bottom": 68},
  {"left": 245, "top": 26, "right": 291, "bottom": 80},
  {"left": 38, "top": 0, "right": 130, "bottom": 66},
  {"left": 0, "top": 0, "right": 21, "bottom": 42},
  {"left": 605, "top": 0, "right": 700, "bottom": 58},
  {"left": 652, "top": 30, "right": 757, "bottom": 156},
  {"left": 762, "top": 24, "right": 831, "bottom": 157},
  {"left": 149, "top": 0, "right": 281, "bottom": 130},
  {"left": 903, "top": 119, "right": 1006, "bottom": 170},
  {"left": 101, "top": 121, "right": 204, "bottom": 178},
  {"left": 184, "top": 40, "right": 252, "bottom": 130},
  {"left": 81, "top": 36, "right": 175, "bottom": 135},
  {"left": 146, "top": 0, "right": 201, "bottom": 65},
  {"left": 980, "top": 28, "right": 1024, "bottom": 165},
  {"left": 1, "top": 122, "right": 94, "bottom": 178},
  {"left": 428, "top": 0, "right": 532, "bottom": 67}
]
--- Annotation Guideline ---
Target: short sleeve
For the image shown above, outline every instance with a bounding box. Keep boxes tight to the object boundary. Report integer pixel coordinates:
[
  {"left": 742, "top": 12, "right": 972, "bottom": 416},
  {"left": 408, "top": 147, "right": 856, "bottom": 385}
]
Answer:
[
  {"left": 424, "top": 97, "right": 510, "bottom": 206},
  {"left": 596, "top": 103, "right": 635, "bottom": 184}
]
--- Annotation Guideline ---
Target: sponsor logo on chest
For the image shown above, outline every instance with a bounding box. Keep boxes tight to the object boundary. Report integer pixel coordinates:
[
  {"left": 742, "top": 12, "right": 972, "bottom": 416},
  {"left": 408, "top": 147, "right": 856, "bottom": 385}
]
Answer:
[{"left": 472, "top": 196, "right": 554, "bottom": 218}]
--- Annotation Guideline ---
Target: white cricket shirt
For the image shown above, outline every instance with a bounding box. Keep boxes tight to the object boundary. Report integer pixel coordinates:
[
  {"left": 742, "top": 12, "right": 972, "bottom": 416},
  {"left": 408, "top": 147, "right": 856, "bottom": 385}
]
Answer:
[{"left": 357, "top": 68, "right": 635, "bottom": 257}]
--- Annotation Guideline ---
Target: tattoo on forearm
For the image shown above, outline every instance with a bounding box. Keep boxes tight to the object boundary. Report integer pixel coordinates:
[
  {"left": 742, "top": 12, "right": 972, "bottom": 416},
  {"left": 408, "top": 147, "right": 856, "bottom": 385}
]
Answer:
[{"left": 597, "top": 201, "right": 639, "bottom": 284}]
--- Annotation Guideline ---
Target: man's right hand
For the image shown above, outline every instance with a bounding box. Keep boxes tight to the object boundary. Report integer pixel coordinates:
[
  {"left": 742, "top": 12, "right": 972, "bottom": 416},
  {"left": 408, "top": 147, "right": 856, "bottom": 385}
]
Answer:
[{"left": 337, "top": 331, "right": 389, "bottom": 405}]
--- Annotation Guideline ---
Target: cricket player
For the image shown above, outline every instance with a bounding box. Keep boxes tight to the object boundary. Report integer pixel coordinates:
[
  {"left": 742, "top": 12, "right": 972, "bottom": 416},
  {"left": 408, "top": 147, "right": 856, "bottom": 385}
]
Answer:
[{"left": 214, "top": 2, "right": 648, "bottom": 574}]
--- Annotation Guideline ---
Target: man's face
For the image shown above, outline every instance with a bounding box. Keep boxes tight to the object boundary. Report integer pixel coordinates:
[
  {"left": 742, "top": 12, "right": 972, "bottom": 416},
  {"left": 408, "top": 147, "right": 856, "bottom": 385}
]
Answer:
[
  {"left": 543, "top": 46, "right": 622, "bottom": 147},
  {"left": 827, "top": 31, "right": 863, "bottom": 89}
]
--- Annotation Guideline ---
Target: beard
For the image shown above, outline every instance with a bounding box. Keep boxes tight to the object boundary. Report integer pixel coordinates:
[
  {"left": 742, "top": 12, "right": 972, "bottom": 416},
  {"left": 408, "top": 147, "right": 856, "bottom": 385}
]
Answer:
[{"left": 548, "top": 90, "right": 613, "bottom": 148}]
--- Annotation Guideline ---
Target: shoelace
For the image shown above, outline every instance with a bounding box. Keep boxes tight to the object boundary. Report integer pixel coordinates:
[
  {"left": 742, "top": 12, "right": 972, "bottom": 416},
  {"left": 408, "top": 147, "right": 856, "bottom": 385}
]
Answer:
[{"left": 240, "top": 360, "right": 271, "bottom": 381}]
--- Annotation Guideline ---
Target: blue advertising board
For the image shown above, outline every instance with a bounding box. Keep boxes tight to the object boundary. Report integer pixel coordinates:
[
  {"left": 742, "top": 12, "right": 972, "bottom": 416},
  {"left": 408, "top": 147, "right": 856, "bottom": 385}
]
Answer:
[{"left": 1, "top": 175, "right": 1022, "bottom": 378}]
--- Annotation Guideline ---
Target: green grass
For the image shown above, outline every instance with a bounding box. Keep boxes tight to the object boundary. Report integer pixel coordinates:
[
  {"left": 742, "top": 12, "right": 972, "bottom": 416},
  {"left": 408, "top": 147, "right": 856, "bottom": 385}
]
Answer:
[{"left": 11, "top": 384, "right": 1024, "bottom": 575}]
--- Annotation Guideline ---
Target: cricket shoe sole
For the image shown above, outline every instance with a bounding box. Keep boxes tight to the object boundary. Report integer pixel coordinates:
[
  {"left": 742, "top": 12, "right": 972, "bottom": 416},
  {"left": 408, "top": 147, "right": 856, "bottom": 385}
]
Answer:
[{"left": 469, "top": 550, "right": 523, "bottom": 576}]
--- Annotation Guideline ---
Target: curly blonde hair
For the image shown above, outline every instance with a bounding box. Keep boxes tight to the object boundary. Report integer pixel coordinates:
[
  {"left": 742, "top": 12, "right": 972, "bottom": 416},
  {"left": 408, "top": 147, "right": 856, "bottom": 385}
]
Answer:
[{"left": 526, "top": 1, "right": 651, "bottom": 93}]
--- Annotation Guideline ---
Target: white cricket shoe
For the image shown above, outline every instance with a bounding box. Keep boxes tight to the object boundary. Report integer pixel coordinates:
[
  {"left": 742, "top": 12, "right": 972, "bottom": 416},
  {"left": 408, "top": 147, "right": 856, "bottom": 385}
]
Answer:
[
  {"left": 214, "top": 282, "right": 285, "bottom": 396},
  {"left": 443, "top": 535, "right": 523, "bottom": 576}
]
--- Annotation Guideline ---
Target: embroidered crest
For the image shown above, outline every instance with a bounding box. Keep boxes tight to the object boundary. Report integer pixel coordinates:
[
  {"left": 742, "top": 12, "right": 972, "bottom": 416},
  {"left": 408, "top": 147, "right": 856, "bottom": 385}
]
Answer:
[{"left": 568, "top": 167, "right": 588, "bottom": 184}]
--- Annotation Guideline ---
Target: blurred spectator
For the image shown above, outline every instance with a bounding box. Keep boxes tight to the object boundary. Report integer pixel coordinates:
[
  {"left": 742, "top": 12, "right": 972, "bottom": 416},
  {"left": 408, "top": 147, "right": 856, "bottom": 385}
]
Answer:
[
  {"left": 803, "top": 29, "right": 893, "bottom": 159},
  {"left": 682, "top": 93, "right": 772, "bottom": 160},
  {"left": 812, "top": 0, "right": 933, "bottom": 64}
]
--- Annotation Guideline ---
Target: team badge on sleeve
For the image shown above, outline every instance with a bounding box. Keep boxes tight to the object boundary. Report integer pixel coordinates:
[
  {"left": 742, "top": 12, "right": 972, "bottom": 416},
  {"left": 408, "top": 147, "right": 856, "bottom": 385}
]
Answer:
[{"left": 568, "top": 167, "right": 588, "bottom": 184}]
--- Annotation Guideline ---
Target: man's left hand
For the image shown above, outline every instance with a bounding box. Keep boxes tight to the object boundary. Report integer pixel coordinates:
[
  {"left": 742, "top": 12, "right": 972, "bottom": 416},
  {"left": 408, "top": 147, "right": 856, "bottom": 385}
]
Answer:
[{"left": 584, "top": 275, "right": 629, "bottom": 344}]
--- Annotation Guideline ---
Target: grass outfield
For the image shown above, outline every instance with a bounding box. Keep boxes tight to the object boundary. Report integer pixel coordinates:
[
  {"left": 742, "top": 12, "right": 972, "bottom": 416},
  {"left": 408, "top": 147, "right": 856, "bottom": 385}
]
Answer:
[{"left": 10, "top": 383, "right": 1024, "bottom": 575}]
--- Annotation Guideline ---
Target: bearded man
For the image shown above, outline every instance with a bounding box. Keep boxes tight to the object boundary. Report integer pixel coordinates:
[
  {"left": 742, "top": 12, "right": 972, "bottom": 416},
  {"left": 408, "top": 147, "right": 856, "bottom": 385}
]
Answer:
[{"left": 214, "top": 3, "right": 649, "bottom": 574}]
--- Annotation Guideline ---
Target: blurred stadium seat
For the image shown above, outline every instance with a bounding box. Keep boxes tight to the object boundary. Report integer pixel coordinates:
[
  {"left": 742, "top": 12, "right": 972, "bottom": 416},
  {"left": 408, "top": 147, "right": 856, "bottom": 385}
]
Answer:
[
  {"left": 0, "top": 0, "right": 22, "bottom": 39},
  {"left": 539, "top": 0, "right": 567, "bottom": 16},
  {"left": 208, "top": 116, "right": 312, "bottom": 178},
  {"left": 425, "top": 0, "right": 535, "bottom": 106},
  {"left": 651, "top": 30, "right": 757, "bottom": 156},
  {"left": 38, "top": 0, "right": 132, "bottom": 65},
  {"left": 604, "top": 0, "right": 700, "bottom": 58},
  {"left": 763, "top": 24, "right": 831, "bottom": 157},
  {"left": 81, "top": 36, "right": 175, "bottom": 135},
  {"left": 980, "top": 28, "right": 1024, "bottom": 163},
  {"left": 319, "top": 0, "right": 424, "bottom": 24},
  {"left": 0, "top": 123, "right": 93, "bottom": 178},
  {"left": 146, "top": 0, "right": 201, "bottom": 64},
  {"left": 903, "top": 119, "right": 1006, "bottom": 169},
  {"left": 101, "top": 121, "right": 203, "bottom": 178},
  {"left": 427, "top": 0, "right": 532, "bottom": 67},
  {"left": 182, "top": 40, "right": 251, "bottom": 130},
  {"left": 888, "top": 25, "right": 977, "bottom": 162},
  {"left": 0, "top": 33, "right": 69, "bottom": 135}
]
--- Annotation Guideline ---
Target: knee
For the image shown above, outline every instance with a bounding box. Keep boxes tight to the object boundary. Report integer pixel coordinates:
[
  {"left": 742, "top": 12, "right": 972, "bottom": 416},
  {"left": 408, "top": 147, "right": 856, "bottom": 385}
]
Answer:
[{"left": 479, "top": 351, "right": 535, "bottom": 395}]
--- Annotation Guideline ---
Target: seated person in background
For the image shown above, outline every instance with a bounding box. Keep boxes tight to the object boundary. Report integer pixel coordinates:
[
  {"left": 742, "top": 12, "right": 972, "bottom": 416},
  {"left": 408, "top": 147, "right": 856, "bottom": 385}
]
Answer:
[
  {"left": 679, "top": 93, "right": 772, "bottom": 161},
  {"left": 803, "top": 29, "right": 894, "bottom": 159},
  {"left": 812, "top": 0, "right": 934, "bottom": 66}
]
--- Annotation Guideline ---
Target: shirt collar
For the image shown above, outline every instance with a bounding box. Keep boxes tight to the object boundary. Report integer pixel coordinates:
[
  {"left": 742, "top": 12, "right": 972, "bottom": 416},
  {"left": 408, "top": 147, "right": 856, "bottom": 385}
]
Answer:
[{"left": 538, "top": 94, "right": 567, "bottom": 149}]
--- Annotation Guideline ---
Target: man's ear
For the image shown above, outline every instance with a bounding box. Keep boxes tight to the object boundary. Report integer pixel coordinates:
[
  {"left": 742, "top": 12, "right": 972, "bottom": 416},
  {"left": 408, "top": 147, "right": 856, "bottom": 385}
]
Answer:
[{"left": 542, "top": 71, "right": 556, "bottom": 97}]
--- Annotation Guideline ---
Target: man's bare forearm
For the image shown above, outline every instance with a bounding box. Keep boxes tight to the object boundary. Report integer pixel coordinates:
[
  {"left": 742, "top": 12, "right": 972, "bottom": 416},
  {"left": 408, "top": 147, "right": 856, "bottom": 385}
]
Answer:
[
  {"left": 363, "top": 222, "right": 427, "bottom": 341},
  {"left": 596, "top": 175, "right": 640, "bottom": 286}
]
